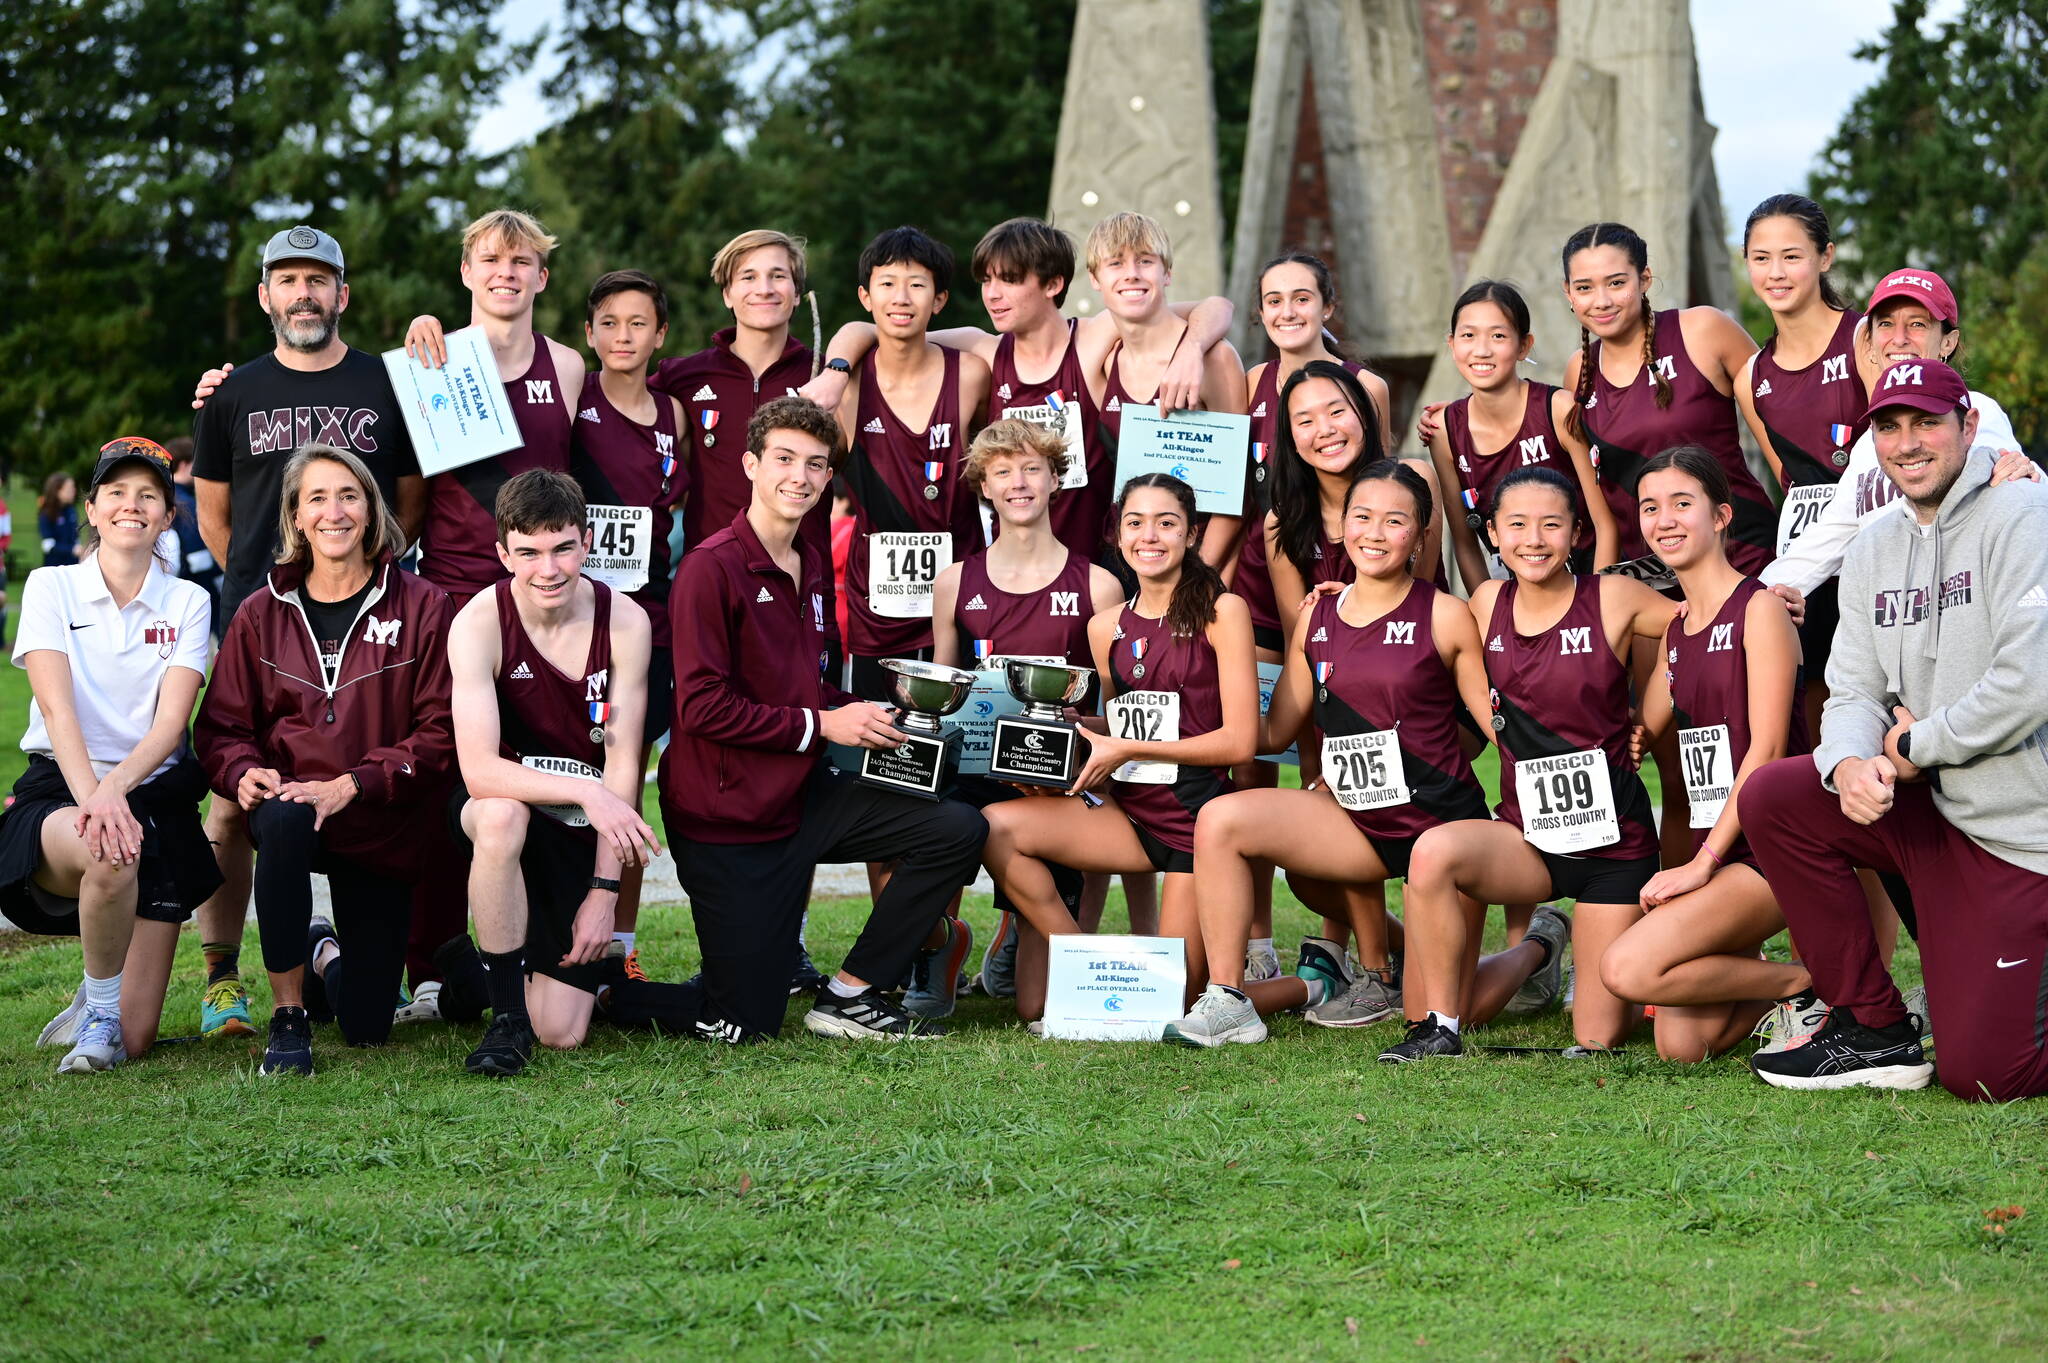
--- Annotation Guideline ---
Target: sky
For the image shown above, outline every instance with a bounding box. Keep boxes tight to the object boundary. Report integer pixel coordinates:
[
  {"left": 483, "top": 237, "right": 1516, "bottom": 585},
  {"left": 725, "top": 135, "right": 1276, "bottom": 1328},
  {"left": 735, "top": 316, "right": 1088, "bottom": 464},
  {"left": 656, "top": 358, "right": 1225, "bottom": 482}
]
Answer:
[{"left": 472, "top": 0, "right": 1961, "bottom": 240}]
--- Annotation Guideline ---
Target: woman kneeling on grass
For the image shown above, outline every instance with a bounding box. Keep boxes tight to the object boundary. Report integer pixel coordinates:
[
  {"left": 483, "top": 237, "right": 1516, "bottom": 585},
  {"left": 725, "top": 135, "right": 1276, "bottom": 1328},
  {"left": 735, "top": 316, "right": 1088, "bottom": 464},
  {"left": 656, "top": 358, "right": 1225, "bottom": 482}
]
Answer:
[
  {"left": 194, "top": 444, "right": 455, "bottom": 1075},
  {"left": 1163, "top": 459, "right": 1497, "bottom": 1046},
  {"left": 980, "top": 473, "right": 1257, "bottom": 1026},
  {"left": 2, "top": 438, "right": 218, "bottom": 1074},
  {"left": 1599, "top": 447, "right": 1813, "bottom": 1060},
  {"left": 1386, "top": 466, "right": 1674, "bottom": 1063}
]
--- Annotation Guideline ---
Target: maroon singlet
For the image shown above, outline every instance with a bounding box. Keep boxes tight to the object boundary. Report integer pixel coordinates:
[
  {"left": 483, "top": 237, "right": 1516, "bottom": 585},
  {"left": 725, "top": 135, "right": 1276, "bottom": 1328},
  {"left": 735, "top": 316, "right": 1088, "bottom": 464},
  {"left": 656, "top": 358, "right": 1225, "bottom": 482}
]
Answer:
[
  {"left": 1583, "top": 309, "right": 1774, "bottom": 571},
  {"left": 1107, "top": 603, "right": 1232, "bottom": 854},
  {"left": 989, "top": 320, "right": 1109, "bottom": 558},
  {"left": 1484, "top": 574, "right": 1658, "bottom": 861},
  {"left": 494, "top": 578, "right": 615, "bottom": 841},
  {"left": 1304, "top": 582, "right": 1487, "bottom": 844},
  {"left": 1753, "top": 309, "right": 1867, "bottom": 488},
  {"left": 1664, "top": 577, "right": 1809, "bottom": 867},
  {"left": 423, "top": 335, "right": 573, "bottom": 600},
  {"left": 951, "top": 547, "right": 1093, "bottom": 666},
  {"left": 842, "top": 347, "right": 978, "bottom": 656},
  {"left": 1442, "top": 382, "right": 1594, "bottom": 555},
  {"left": 571, "top": 373, "right": 684, "bottom": 649},
  {"left": 1237, "top": 360, "right": 1369, "bottom": 639}
]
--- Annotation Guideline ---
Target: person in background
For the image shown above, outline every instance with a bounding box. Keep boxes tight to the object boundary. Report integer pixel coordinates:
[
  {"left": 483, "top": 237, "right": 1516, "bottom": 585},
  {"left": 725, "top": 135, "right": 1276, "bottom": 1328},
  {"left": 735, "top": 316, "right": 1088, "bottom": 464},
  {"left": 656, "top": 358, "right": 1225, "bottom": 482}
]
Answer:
[
  {"left": 162, "top": 437, "right": 221, "bottom": 636},
  {"left": 39, "top": 473, "right": 79, "bottom": 567}
]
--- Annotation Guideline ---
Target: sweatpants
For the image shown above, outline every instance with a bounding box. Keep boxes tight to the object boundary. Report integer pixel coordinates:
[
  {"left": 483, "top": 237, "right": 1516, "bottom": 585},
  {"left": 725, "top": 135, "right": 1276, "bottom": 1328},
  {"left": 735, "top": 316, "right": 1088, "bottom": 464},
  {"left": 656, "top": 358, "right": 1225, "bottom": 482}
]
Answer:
[
  {"left": 1740, "top": 757, "right": 2048, "bottom": 1102},
  {"left": 669, "top": 769, "right": 988, "bottom": 1040},
  {"left": 249, "top": 799, "right": 411, "bottom": 1048}
]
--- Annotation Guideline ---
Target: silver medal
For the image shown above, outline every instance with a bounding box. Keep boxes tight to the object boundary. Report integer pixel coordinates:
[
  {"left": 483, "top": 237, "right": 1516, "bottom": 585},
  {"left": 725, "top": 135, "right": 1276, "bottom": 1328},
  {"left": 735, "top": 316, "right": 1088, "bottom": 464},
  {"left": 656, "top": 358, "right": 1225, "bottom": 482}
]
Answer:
[
  {"left": 1831, "top": 449, "right": 1849, "bottom": 467},
  {"left": 589, "top": 725, "right": 606, "bottom": 743},
  {"left": 703, "top": 434, "right": 716, "bottom": 448},
  {"left": 923, "top": 484, "right": 939, "bottom": 501},
  {"left": 1131, "top": 663, "right": 1145, "bottom": 680}
]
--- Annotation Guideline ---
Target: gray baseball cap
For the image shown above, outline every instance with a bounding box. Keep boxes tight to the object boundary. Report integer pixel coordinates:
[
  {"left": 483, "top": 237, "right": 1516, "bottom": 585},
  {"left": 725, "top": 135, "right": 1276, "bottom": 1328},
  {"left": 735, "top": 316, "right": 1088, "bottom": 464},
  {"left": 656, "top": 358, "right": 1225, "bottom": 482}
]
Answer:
[{"left": 260, "top": 224, "right": 345, "bottom": 274}]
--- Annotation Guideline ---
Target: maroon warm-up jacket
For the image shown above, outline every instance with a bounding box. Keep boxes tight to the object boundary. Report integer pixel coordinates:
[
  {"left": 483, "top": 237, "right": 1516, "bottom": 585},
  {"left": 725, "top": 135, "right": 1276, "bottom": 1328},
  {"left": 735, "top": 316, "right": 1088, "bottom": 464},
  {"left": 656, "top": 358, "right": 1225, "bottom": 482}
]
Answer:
[
  {"left": 660, "top": 512, "right": 859, "bottom": 844},
  {"left": 195, "top": 553, "right": 455, "bottom": 876}
]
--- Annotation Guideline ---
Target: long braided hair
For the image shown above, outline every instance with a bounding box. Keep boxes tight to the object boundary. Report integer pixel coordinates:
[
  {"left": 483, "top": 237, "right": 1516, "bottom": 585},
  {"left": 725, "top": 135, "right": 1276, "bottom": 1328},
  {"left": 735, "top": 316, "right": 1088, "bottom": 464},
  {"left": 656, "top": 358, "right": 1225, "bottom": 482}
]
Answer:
[{"left": 1561, "top": 222, "right": 1667, "bottom": 441}]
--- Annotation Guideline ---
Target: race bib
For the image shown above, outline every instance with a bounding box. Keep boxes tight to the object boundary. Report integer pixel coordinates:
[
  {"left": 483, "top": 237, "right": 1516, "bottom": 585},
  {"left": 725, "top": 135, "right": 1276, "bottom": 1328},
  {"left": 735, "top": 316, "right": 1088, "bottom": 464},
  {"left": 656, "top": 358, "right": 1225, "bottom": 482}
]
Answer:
[
  {"left": 1108, "top": 689, "right": 1180, "bottom": 784},
  {"left": 584, "top": 505, "right": 652, "bottom": 594},
  {"left": 1514, "top": 748, "right": 1620, "bottom": 854},
  {"left": 1322, "top": 729, "right": 1410, "bottom": 811},
  {"left": 1003, "top": 399, "right": 1090, "bottom": 489},
  {"left": 1776, "top": 483, "right": 1833, "bottom": 555},
  {"left": 1679, "top": 724, "right": 1734, "bottom": 829},
  {"left": 521, "top": 754, "right": 603, "bottom": 827},
  {"left": 866, "top": 532, "right": 951, "bottom": 619}
]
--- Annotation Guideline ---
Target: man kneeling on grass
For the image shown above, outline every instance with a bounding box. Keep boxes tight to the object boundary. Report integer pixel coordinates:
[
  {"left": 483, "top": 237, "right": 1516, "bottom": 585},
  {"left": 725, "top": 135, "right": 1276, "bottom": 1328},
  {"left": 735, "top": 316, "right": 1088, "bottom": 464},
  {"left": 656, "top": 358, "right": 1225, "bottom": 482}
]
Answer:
[
  {"left": 661, "top": 396, "right": 987, "bottom": 1041},
  {"left": 446, "top": 469, "right": 665, "bottom": 1076}
]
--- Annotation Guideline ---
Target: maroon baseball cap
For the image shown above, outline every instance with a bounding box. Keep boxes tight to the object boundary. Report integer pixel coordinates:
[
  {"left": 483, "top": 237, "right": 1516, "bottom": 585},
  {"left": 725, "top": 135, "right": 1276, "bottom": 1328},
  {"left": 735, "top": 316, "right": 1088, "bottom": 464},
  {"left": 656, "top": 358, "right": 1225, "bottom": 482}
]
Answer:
[
  {"left": 1864, "top": 359, "right": 1970, "bottom": 421},
  {"left": 1866, "top": 268, "right": 1958, "bottom": 323}
]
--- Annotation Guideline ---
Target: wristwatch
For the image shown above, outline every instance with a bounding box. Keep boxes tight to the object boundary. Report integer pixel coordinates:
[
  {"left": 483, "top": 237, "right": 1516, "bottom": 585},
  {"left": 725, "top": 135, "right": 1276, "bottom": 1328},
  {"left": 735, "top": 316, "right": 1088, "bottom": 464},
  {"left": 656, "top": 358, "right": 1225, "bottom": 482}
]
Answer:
[
  {"left": 825, "top": 357, "right": 851, "bottom": 375},
  {"left": 1897, "top": 729, "right": 1914, "bottom": 765},
  {"left": 589, "top": 876, "right": 622, "bottom": 893}
]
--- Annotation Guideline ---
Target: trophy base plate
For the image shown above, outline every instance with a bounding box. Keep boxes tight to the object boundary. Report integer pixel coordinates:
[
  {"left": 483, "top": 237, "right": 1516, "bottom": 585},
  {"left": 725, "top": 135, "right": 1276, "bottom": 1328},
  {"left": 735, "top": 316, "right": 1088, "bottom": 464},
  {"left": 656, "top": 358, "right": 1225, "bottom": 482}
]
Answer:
[
  {"left": 858, "top": 727, "right": 961, "bottom": 801},
  {"left": 988, "top": 715, "right": 1082, "bottom": 789}
]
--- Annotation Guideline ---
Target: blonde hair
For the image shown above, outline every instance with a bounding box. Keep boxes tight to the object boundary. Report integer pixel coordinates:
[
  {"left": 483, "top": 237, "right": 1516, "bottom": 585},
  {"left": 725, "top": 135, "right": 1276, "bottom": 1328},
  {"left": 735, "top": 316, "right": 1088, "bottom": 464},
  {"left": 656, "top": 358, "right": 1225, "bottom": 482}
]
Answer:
[
  {"left": 462, "top": 208, "right": 558, "bottom": 266},
  {"left": 711, "top": 229, "right": 809, "bottom": 296},
  {"left": 1084, "top": 211, "right": 1174, "bottom": 275},
  {"left": 275, "top": 444, "right": 406, "bottom": 565},
  {"left": 962, "top": 419, "right": 1070, "bottom": 496}
]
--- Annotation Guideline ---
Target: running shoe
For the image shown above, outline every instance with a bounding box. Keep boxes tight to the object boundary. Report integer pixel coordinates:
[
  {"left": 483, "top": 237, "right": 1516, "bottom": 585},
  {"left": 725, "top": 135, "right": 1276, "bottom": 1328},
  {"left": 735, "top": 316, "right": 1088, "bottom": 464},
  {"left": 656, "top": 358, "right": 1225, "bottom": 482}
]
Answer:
[
  {"left": 393, "top": 980, "right": 444, "bottom": 1025},
  {"left": 431, "top": 935, "right": 491, "bottom": 1023},
  {"left": 1305, "top": 967, "right": 1402, "bottom": 1028},
  {"left": 37, "top": 981, "right": 87, "bottom": 1048},
  {"left": 1749, "top": 1007, "right": 1932, "bottom": 1090},
  {"left": 1501, "top": 906, "right": 1572, "bottom": 1017},
  {"left": 1752, "top": 990, "right": 1831, "bottom": 1054},
  {"left": 1163, "top": 983, "right": 1267, "bottom": 1047},
  {"left": 1294, "top": 936, "right": 1355, "bottom": 1007},
  {"left": 1244, "top": 940, "right": 1282, "bottom": 983},
  {"left": 259, "top": 1007, "right": 315, "bottom": 1076},
  {"left": 803, "top": 987, "right": 945, "bottom": 1040},
  {"left": 1377, "top": 1017, "right": 1464, "bottom": 1064},
  {"left": 303, "top": 917, "right": 338, "bottom": 1023},
  {"left": 904, "top": 917, "right": 975, "bottom": 1020},
  {"left": 789, "top": 949, "right": 829, "bottom": 997},
  {"left": 974, "top": 911, "right": 1018, "bottom": 998},
  {"left": 199, "top": 974, "right": 257, "bottom": 1038},
  {"left": 56, "top": 1009, "right": 125, "bottom": 1075},
  {"left": 465, "top": 1013, "right": 537, "bottom": 1077}
]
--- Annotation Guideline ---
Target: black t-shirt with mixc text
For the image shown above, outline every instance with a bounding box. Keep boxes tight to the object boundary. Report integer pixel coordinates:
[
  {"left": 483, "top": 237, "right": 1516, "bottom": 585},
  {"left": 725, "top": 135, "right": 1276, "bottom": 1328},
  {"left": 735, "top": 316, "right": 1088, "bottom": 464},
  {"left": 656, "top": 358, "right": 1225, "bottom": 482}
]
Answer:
[
  {"left": 300, "top": 576, "right": 377, "bottom": 677},
  {"left": 192, "top": 348, "right": 420, "bottom": 617}
]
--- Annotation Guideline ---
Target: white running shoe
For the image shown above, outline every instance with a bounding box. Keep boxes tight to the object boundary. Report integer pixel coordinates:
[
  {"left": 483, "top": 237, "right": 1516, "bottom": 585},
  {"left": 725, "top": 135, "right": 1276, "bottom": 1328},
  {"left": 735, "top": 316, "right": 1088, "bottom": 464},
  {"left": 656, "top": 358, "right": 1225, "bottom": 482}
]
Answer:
[
  {"left": 1752, "top": 990, "right": 1832, "bottom": 1054},
  {"left": 56, "top": 1008, "right": 125, "bottom": 1074},
  {"left": 37, "top": 981, "right": 87, "bottom": 1048},
  {"left": 1243, "top": 942, "right": 1282, "bottom": 983},
  {"left": 1162, "top": 984, "right": 1268, "bottom": 1047},
  {"left": 393, "top": 979, "right": 444, "bottom": 1025}
]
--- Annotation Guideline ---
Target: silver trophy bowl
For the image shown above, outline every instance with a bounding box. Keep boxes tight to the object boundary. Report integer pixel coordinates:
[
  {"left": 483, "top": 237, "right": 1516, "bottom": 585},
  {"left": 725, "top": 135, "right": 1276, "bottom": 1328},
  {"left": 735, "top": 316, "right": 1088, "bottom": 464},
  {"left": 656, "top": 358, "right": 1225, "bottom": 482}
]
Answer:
[
  {"left": 1002, "top": 659, "right": 1095, "bottom": 720},
  {"left": 881, "top": 659, "right": 978, "bottom": 734}
]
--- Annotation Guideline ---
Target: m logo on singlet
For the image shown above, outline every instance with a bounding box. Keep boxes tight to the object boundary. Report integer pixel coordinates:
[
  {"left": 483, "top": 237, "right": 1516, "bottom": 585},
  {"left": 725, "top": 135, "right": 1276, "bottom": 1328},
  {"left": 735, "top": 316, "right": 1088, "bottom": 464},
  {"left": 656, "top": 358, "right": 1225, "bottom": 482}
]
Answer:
[
  {"left": 1821, "top": 356, "right": 1850, "bottom": 384},
  {"left": 361, "top": 615, "right": 400, "bottom": 647},
  {"left": 1881, "top": 363, "right": 1925, "bottom": 391},
  {"left": 928, "top": 424, "right": 953, "bottom": 451},
  {"left": 655, "top": 432, "right": 675, "bottom": 460},
  {"left": 1707, "top": 623, "right": 1734, "bottom": 653},
  {"left": 1518, "top": 436, "right": 1549, "bottom": 465},
  {"left": 247, "top": 407, "right": 382, "bottom": 456},
  {"left": 1383, "top": 621, "right": 1417, "bottom": 646},
  {"left": 1646, "top": 356, "right": 1677, "bottom": 386},
  {"left": 525, "top": 380, "right": 555, "bottom": 405},
  {"left": 585, "top": 670, "right": 608, "bottom": 702},
  {"left": 1049, "top": 591, "right": 1080, "bottom": 617},
  {"left": 1559, "top": 626, "right": 1593, "bottom": 656}
]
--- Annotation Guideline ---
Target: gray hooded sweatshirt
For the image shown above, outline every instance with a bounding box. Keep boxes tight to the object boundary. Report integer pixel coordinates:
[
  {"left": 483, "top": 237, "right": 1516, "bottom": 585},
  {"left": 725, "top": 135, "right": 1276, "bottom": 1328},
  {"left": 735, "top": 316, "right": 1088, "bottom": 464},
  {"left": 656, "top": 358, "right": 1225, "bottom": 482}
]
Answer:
[{"left": 1817, "top": 445, "right": 2048, "bottom": 874}]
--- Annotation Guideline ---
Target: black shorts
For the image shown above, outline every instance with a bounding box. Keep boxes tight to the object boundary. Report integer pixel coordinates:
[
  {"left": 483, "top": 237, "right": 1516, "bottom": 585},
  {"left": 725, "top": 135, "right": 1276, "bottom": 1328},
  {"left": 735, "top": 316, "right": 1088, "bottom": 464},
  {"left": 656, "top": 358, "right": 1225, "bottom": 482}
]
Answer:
[
  {"left": 1253, "top": 623, "right": 1286, "bottom": 653},
  {"left": 1538, "top": 850, "right": 1659, "bottom": 906},
  {"left": 1795, "top": 578, "right": 1840, "bottom": 682},
  {"left": 448, "top": 785, "right": 607, "bottom": 994},
  {"left": 1131, "top": 820, "right": 1194, "bottom": 874},
  {"left": 645, "top": 643, "right": 675, "bottom": 747},
  {"left": 846, "top": 647, "right": 934, "bottom": 704},
  {"left": 1367, "top": 832, "right": 1419, "bottom": 880}
]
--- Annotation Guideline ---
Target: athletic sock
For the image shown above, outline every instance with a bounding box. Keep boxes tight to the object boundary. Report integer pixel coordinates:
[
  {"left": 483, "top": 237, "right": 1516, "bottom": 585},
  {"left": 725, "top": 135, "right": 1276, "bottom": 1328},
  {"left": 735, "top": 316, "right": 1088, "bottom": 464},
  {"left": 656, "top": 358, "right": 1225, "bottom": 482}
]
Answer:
[
  {"left": 84, "top": 971, "right": 123, "bottom": 1014},
  {"left": 479, "top": 949, "right": 529, "bottom": 1020},
  {"left": 1525, "top": 934, "right": 1554, "bottom": 971},
  {"left": 1250, "top": 937, "right": 1274, "bottom": 957},
  {"left": 611, "top": 931, "right": 635, "bottom": 952},
  {"left": 311, "top": 935, "right": 340, "bottom": 978},
  {"left": 1302, "top": 975, "right": 1333, "bottom": 1007},
  {"left": 825, "top": 976, "right": 864, "bottom": 1000},
  {"left": 1428, "top": 1010, "right": 1461, "bottom": 1036},
  {"left": 202, "top": 944, "right": 241, "bottom": 984}
]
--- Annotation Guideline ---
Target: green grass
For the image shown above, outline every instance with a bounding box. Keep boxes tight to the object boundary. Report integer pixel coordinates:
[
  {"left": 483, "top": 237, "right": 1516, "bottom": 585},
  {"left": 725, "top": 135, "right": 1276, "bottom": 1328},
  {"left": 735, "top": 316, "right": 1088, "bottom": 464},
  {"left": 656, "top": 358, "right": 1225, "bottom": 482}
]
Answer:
[{"left": 3, "top": 545, "right": 2045, "bottom": 1360}]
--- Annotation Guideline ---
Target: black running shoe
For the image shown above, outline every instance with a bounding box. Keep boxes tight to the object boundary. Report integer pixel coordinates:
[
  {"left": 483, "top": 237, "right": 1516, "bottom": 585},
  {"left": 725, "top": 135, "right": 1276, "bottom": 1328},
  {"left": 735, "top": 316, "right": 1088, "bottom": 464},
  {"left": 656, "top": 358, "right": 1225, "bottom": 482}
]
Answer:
[
  {"left": 465, "top": 1012, "right": 537, "bottom": 1077},
  {"left": 789, "top": 949, "right": 829, "bottom": 997},
  {"left": 431, "top": 935, "right": 490, "bottom": 1023},
  {"left": 1377, "top": 1018, "right": 1464, "bottom": 1064},
  {"left": 803, "top": 986, "right": 945, "bottom": 1040},
  {"left": 259, "top": 1007, "right": 315, "bottom": 1076},
  {"left": 1749, "top": 1007, "right": 1932, "bottom": 1091}
]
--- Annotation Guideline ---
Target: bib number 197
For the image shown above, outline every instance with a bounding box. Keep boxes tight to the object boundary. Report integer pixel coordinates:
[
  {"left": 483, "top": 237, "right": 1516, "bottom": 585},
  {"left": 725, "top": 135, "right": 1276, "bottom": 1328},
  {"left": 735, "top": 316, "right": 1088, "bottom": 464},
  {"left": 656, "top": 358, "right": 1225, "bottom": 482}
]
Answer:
[{"left": 1679, "top": 724, "right": 1733, "bottom": 829}]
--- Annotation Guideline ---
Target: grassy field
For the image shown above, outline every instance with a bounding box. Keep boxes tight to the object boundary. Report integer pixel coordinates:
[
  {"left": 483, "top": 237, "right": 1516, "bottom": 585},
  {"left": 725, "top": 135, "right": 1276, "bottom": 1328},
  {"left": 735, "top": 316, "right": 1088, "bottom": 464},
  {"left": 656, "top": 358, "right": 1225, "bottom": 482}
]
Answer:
[{"left": 1, "top": 554, "right": 2044, "bottom": 1361}]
